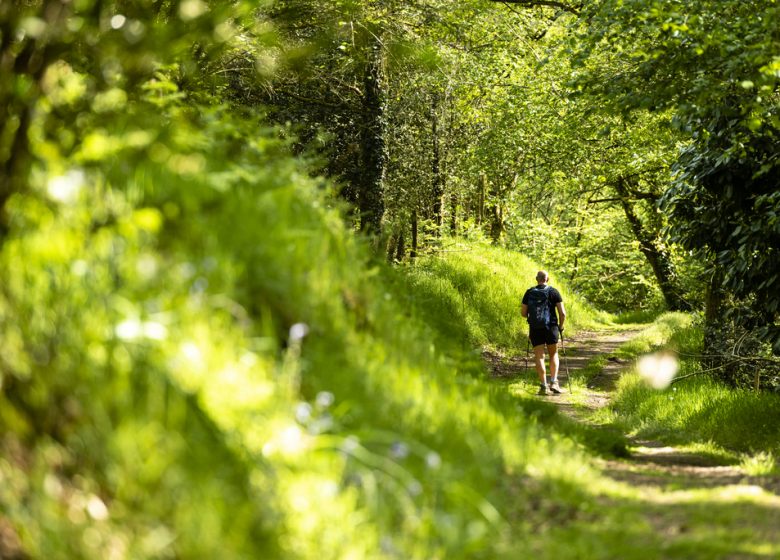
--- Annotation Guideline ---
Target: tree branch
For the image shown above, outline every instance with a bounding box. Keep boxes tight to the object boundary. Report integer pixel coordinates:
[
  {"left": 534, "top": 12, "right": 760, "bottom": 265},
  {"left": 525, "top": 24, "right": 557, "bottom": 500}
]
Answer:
[{"left": 493, "top": 0, "right": 582, "bottom": 16}]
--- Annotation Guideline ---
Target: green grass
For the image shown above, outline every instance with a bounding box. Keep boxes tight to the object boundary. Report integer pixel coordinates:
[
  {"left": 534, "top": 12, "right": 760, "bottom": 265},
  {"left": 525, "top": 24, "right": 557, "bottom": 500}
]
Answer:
[
  {"left": 741, "top": 451, "right": 779, "bottom": 476},
  {"left": 405, "top": 240, "right": 613, "bottom": 354},
  {"left": 401, "top": 242, "right": 631, "bottom": 459},
  {"left": 610, "top": 373, "right": 780, "bottom": 456},
  {"left": 7, "top": 149, "right": 780, "bottom": 559},
  {"left": 613, "top": 307, "right": 665, "bottom": 324},
  {"left": 611, "top": 312, "right": 697, "bottom": 359},
  {"left": 593, "top": 316, "right": 780, "bottom": 460},
  {"left": 0, "top": 128, "right": 612, "bottom": 558},
  {"left": 401, "top": 257, "right": 780, "bottom": 558}
]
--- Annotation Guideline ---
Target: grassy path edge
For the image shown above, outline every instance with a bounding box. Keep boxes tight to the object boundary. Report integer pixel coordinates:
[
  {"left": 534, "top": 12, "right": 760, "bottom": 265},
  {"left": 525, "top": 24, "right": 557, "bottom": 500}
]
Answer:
[{"left": 535, "top": 326, "right": 780, "bottom": 559}]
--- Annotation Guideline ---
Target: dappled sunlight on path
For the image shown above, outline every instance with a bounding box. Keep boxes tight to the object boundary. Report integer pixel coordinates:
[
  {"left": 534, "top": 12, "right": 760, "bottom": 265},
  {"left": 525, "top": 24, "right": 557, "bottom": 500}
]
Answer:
[{"left": 486, "top": 327, "right": 780, "bottom": 558}]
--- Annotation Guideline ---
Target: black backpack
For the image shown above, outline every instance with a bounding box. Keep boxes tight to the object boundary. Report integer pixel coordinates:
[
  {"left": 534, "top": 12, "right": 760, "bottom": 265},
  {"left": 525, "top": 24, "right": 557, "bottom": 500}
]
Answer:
[{"left": 526, "top": 286, "right": 552, "bottom": 329}]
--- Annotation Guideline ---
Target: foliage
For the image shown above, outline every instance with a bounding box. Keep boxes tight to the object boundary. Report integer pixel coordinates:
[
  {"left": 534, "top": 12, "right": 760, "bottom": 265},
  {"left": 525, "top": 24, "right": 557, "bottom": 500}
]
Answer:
[
  {"left": 569, "top": 0, "right": 780, "bottom": 345},
  {"left": 664, "top": 111, "right": 780, "bottom": 348},
  {"left": 1, "top": 3, "right": 615, "bottom": 556},
  {"left": 509, "top": 211, "right": 667, "bottom": 313},
  {"left": 1, "top": 83, "right": 608, "bottom": 557},
  {"left": 4, "top": 0, "right": 780, "bottom": 558}
]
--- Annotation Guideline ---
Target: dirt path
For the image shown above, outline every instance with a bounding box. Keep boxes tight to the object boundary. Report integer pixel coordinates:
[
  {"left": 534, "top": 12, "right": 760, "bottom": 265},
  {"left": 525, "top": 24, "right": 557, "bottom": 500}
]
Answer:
[
  {"left": 543, "top": 329, "right": 780, "bottom": 490},
  {"left": 550, "top": 328, "right": 641, "bottom": 414},
  {"left": 487, "top": 328, "right": 780, "bottom": 556}
]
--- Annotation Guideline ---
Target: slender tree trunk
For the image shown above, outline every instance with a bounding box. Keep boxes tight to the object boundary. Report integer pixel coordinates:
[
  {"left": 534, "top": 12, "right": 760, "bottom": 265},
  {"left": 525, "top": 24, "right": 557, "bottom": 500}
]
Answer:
[
  {"left": 487, "top": 176, "right": 507, "bottom": 245},
  {"left": 488, "top": 203, "right": 503, "bottom": 245},
  {"left": 386, "top": 223, "right": 406, "bottom": 263},
  {"left": 358, "top": 38, "right": 386, "bottom": 236},
  {"left": 386, "top": 228, "right": 398, "bottom": 262},
  {"left": 477, "top": 173, "right": 486, "bottom": 225},
  {"left": 395, "top": 231, "right": 406, "bottom": 262},
  {"left": 410, "top": 210, "right": 418, "bottom": 260},
  {"left": 431, "top": 94, "right": 443, "bottom": 233},
  {"left": 570, "top": 214, "right": 585, "bottom": 282},
  {"left": 615, "top": 178, "right": 691, "bottom": 311},
  {"left": 449, "top": 192, "right": 457, "bottom": 235}
]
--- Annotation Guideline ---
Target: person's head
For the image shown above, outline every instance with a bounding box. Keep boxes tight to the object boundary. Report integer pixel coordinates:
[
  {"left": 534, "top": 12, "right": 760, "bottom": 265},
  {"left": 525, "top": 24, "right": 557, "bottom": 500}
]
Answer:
[{"left": 536, "top": 270, "right": 549, "bottom": 285}]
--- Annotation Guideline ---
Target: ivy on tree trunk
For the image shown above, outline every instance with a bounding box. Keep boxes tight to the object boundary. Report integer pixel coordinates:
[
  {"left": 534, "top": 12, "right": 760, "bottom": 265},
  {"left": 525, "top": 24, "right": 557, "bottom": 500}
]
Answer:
[
  {"left": 615, "top": 177, "right": 690, "bottom": 311},
  {"left": 358, "top": 38, "right": 387, "bottom": 236}
]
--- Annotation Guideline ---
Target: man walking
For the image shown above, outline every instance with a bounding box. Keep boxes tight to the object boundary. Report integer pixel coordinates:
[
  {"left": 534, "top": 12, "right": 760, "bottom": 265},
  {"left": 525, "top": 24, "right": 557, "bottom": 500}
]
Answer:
[{"left": 521, "top": 270, "right": 567, "bottom": 395}]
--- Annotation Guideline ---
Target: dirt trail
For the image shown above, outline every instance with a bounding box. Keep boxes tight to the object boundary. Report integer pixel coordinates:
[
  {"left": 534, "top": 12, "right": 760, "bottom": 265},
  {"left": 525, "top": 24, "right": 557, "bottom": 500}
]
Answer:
[
  {"left": 488, "top": 328, "right": 780, "bottom": 496},
  {"left": 559, "top": 330, "right": 780, "bottom": 494},
  {"left": 488, "top": 329, "right": 780, "bottom": 555}
]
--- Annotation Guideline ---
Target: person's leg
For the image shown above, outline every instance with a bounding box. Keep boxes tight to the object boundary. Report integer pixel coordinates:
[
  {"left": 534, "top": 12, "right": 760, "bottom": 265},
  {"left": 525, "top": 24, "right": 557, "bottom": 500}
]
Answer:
[
  {"left": 545, "top": 326, "right": 562, "bottom": 393},
  {"left": 547, "top": 344, "right": 560, "bottom": 383},
  {"left": 533, "top": 344, "right": 550, "bottom": 395},
  {"left": 533, "top": 344, "right": 547, "bottom": 384}
]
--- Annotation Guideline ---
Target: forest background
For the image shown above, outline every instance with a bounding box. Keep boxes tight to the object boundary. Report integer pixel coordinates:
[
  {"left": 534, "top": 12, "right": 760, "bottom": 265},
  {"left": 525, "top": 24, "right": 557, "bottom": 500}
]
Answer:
[{"left": 1, "top": 0, "right": 779, "bottom": 558}]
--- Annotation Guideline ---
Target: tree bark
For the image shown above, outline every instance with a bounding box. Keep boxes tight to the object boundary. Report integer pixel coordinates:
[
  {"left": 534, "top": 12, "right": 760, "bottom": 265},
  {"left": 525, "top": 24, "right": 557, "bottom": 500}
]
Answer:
[
  {"left": 477, "top": 173, "right": 486, "bottom": 225},
  {"left": 431, "top": 94, "right": 443, "bottom": 233},
  {"left": 386, "top": 229, "right": 398, "bottom": 262},
  {"left": 449, "top": 192, "right": 457, "bottom": 235},
  {"left": 703, "top": 265, "right": 725, "bottom": 369},
  {"left": 395, "top": 231, "right": 406, "bottom": 262},
  {"left": 358, "top": 38, "right": 387, "bottom": 236},
  {"left": 488, "top": 203, "right": 503, "bottom": 245},
  {"left": 410, "top": 210, "right": 418, "bottom": 260},
  {"left": 615, "top": 177, "right": 691, "bottom": 311},
  {"left": 569, "top": 215, "right": 585, "bottom": 282},
  {"left": 487, "top": 175, "right": 509, "bottom": 245}
]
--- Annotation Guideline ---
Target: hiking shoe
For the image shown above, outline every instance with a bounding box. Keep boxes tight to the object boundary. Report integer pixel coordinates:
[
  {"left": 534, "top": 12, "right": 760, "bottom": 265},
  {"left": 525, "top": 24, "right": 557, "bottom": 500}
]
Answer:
[
  {"left": 549, "top": 381, "right": 563, "bottom": 394},
  {"left": 537, "top": 384, "right": 550, "bottom": 396}
]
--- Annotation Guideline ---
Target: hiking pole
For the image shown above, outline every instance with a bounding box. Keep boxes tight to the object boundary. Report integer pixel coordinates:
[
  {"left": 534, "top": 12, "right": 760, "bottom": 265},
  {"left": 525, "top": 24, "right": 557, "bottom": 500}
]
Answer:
[
  {"left": 525, "top": 337, "right": 531, "bottom": 374},
  {"left": 560, "top": 329, "right": 572, "bottom": 393}
]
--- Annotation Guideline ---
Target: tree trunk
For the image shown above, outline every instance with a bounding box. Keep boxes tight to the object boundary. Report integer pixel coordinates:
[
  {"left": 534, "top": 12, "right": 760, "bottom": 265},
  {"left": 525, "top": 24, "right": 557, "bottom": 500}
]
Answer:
[
  {"left": 395, "top": 231, "right": 406, "bottom": 262},
  {"left": 615, "top": 178, "right": 691, "bottom": 311},
  {"left": 477, "top": 173, "right": 486, "bottom": 225},
  {"left": 488, "top": 203, "right": 503, "bottom": 244},
  {"left": 410, "top": 210, "right": 418, "bottom": 260},
  {"left": 358, "top": 38, "right": 386, "bottom": 236},
  {"left": 703, "top": 265, "right": 725, "bottom": 370},
  {"left": 569, "top": 217, "right": 584, "bottom": 282},
  {"left": 449, "top": 192, "right": 457, "bottom": 235},
  {"left": 385, "top": 222, "right": 407, "bottom": 263},
  {"left": 487, "top": 176, "right": 505, "bottom": 245},
  {"left": 386, "top": 228, "right": 398, "bottom": 262},
  {"left": 431, "top": 94, "right": 443, "bottom": 233}
]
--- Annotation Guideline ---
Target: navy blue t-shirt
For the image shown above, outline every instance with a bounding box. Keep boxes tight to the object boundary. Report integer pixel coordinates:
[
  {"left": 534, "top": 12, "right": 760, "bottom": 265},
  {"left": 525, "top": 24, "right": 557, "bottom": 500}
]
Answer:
[{"left": 522, "top": 285, "right": 563, "bottom": 327}]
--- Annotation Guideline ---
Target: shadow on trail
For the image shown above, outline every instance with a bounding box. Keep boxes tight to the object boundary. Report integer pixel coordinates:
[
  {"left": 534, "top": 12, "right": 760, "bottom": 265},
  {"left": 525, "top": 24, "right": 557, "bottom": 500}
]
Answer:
[{"left": 485, "top": 327, "right": 780, "bottom": 558}]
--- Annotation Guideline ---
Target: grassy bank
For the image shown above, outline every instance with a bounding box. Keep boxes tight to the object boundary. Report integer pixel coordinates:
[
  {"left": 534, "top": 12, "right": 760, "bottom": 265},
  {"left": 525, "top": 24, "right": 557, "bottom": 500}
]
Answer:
[
  {"left": 0, "top": 110, "right": 610, "bottom": 558},
  {"left": 404, "top": 241, "right": 613, "bottom": 353},
  {"left": 594, "top": 314, "right": 780, "bottom": 470},
  {"left": 403, "top": 241, "right": 631, "bottom": 458}
]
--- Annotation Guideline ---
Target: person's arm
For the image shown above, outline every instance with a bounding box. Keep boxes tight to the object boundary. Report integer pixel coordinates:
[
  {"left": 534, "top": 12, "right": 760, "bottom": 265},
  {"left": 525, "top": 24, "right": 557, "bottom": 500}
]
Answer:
[
  {"left": 521, "top": 303, "right": 528, "bottom": 318},
  {"left": 556, "top": 302, "right": 566, "bottom": 329}
]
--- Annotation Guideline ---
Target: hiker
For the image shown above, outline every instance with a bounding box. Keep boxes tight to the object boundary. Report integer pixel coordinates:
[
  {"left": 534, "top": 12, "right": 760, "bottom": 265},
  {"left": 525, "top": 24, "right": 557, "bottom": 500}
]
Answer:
[{"left": 521, "top": 270, "right": 567, "bottom": 395}]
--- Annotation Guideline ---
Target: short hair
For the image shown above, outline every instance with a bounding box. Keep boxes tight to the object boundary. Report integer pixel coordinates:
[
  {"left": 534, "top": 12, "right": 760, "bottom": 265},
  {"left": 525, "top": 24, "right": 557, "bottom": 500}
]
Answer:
[{"left": 536, "top": 270, "right": 549, "bottom": 282}]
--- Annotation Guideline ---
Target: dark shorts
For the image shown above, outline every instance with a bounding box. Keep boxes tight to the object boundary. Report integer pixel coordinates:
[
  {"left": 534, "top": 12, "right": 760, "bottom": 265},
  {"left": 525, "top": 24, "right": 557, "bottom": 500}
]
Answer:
[{"left": 529, "top": 326, "right": 559, "bottom": 347}]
